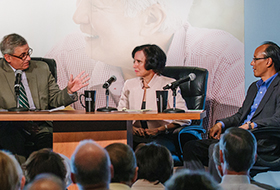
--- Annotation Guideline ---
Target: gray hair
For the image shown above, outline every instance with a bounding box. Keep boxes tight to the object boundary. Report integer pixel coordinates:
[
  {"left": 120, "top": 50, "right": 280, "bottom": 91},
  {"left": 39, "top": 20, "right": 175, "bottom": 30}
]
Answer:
[
  {"left": 71, "top": 139, "right": 111, "bottom": 187},
  {"left": 24, "top": 173, "right": 66, "bottom": 190},
  {"left": 0, "top": 150, "right": 24, "bottom": 190},
  {"left": 219, "top": 127, "right": 257, "bottom": 172},
  {"left": 105, "top": 143, "right": 137, "bottom": 183},
  {"left": 122, "top": 0, "right": 194, "bottom": 32},
  {"left": 0, "top": 33, "right": 27, "bottom": 56},
  {"left": 165, "top": 169, "right": 221, "bottom": 190}
]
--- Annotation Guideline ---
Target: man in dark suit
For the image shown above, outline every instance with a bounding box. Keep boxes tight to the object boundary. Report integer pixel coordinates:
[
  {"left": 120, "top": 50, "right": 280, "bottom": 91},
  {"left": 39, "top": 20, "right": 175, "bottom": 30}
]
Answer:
[
  {"left": 0, "top": 33, "right": 89, "bottom": 158},
  {"left": 183, "top": 41, "right": 280, "bottom": 174}
]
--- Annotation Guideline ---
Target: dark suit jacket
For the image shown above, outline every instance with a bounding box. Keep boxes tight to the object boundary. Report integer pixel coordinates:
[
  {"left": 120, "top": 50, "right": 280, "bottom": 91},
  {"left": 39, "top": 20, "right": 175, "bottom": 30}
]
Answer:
[
  {"left": 221, "top": 73, "right": 280, "bottom": 129},
  {"left": 0, "top": 58, "right": 76, "bottom": 110}
]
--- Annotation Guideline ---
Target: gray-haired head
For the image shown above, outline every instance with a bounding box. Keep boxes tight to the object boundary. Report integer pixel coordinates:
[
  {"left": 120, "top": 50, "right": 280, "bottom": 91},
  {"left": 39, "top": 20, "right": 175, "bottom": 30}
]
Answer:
[
  {"left": 0, "top": 33, "right": 27, "bottom": 56},
  {"left": 219, "top": 127, "right": 257, "bottom": 172},
  {"left": 71, "top": 139, "right": 111, "bottom": 189},
  {"left": 105, "top": 143, "right": 137, "bottom": 185},
  {"left": 24, "top": 173, "right": 66, "bottom": 190}
]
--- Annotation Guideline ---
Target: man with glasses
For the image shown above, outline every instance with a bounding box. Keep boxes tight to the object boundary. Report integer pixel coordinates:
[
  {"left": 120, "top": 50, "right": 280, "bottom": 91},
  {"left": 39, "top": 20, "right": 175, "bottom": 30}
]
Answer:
[
  {"left": 183, "top": 41, "right": 280, "bottom": 178},
  {"left": 0, "top": 33, "right": 89, "bottom": 159}
]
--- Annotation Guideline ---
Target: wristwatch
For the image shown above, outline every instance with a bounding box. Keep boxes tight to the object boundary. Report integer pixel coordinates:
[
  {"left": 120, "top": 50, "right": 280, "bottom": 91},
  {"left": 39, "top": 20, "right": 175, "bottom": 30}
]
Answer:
[
  {"left": 247, "top": 121, "right": 252, "bottom": 130},
  {"left": 164, "top": 125, "right": 169, "bottom": 134}
]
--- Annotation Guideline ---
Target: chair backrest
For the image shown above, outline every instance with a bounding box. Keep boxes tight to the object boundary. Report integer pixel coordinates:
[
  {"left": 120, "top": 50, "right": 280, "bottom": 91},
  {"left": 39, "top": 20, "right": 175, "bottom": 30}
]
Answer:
[
  {"left": 31, "top": 57, "right": 57, "bottom": 82},
  {"left": 250, "top": 127, "right": 280, "bottom": 176},
  {"left": 162, "top": 66, "right": 208, "bottom": 111},
  {"left": 0, "top": 57, "right": 57, "bottom": 82}
]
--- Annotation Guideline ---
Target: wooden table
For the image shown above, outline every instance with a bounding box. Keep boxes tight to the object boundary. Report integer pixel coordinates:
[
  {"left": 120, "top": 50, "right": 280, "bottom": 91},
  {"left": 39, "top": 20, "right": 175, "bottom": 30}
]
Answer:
[
  {"left": 0, "top": 110, "right": 205, "bottom": 157},
  {"left": 0, "top": 110, "right": 205, "bottom": 121}
]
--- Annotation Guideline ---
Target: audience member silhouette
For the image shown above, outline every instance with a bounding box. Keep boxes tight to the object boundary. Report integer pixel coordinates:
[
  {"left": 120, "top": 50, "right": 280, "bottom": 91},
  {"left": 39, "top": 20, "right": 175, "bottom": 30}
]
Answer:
[
  {"left": 132, "top": 142, "right": 173, "bottom": 190},
  {"left": 105, "top": 143, "right": 138, "bottom": 189},
  {"left": 22, "top": 148, "right": 66, "bottom": 185},
  {"left": 0, "top": 150, "right": 26, "bottom": 190},
  {"left": 165, "top": 169, "right": 221, "bottom": 190},
  {"left": 212, "top": 139, "right": 275, "bottom": 190},
  {"left": 71, "top": 139, "right": 112, "bottom": 190},
  {"left": 218, "top": 128, "right": 264, "bottom": 190},
  {"left": 23, "top": 173, "right": 65, "bottom": 190}
]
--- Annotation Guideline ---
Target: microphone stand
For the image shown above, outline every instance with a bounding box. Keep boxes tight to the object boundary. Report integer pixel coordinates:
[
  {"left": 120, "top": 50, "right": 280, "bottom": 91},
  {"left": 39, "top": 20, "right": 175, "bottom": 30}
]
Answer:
[
  {"left": 8, "top": 89, "right": 29, "bottom": 112},
  {"left": 97, "top": 88, "right": 117, "bottom": 112},
  {"left": 163, "top": 86, "right": 185, "bottom": 113}
]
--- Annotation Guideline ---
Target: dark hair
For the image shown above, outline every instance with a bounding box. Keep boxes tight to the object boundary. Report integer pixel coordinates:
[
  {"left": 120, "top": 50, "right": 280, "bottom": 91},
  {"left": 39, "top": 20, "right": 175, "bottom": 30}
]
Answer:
[
  {"left": 0, "top": 33, "right": 27, "bottom": 55},
  {"left": 135, "top": 142, "right": 173, "bottom": 183},
  {"left": 262, "top": 41, "right": 280, "bottom": 72},
  {"left": 105, "top": 143, "right": 136, "bottom": 183},
  {"left": 132, "top": 44, "right": 166, "bottom": 74},
  {"left": 23, "top": 148, "right": 67, "bottom": 183},
  {"left": 219, "top": 127, "right": 257, "bottom": 172},
  {"left": 165, "top": 169, "right": 220, "bottom": 190}
]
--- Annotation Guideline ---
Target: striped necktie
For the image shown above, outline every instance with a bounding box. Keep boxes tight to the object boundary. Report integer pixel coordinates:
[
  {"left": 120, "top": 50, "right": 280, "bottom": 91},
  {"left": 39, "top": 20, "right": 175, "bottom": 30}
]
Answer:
[{"left": 19, "top": 82, "right": 30, "bottom": 108}]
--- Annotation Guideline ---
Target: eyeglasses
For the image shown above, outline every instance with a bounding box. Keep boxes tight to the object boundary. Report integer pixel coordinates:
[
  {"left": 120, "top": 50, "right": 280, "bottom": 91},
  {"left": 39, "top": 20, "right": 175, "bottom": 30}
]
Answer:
[
  {"left": 9, "top": 48, "right": 33, "bottom": 61},
  {"left": 252, "top": 57, "right": 269, "bottom": 62}
]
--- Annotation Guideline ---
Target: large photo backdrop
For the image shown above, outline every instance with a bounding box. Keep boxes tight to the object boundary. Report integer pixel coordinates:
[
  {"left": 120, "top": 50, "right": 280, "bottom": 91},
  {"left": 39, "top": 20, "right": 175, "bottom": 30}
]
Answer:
[{"left": 0, "top": 0, "right": 244, "bottom": 130}]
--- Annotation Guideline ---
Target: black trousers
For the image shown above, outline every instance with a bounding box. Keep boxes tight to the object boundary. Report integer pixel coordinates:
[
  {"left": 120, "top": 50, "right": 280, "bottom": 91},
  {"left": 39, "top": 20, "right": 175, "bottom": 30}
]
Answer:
[
  {"left": 0, "top": 121, "right": 53, "bottom": 158},
  {"left": 133, "top": 133, "right": 177, "bottom": 154},
  {"left": 183, "top": 138, "right": 219, "bottom": 170}
]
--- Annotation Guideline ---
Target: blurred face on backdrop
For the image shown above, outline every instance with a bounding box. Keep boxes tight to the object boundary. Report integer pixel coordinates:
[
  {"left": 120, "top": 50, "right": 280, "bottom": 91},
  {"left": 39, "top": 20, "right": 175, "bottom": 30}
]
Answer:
[
  {"left": 73, "top": 0, "right": 146, "bottom": 67},
  {"left": 73, "top": 0, "right": 174, "bottom": 79},
  {"left": 4, "top": 44, "right": 31, "bottom": 70}
]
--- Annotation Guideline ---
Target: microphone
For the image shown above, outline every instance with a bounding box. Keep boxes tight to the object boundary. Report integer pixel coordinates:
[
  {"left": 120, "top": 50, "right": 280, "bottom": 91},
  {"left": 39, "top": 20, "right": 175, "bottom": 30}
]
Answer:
[
  {"left": 163, "top": 73, "right": 196, "bottom": 90},
  {"left": 14, "top": 70, "right": 22, "bottom": 95},
  {"left": 102, "top": 75, "right": 117, "bottom": 88}
]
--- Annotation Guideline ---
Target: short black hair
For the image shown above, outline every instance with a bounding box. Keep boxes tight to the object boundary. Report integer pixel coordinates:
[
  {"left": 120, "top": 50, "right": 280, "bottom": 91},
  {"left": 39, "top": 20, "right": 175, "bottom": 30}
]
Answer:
[
  {"left": 135, "top": 142, "right": 173, "bottom": 183},
  {"left": 262, "top": 41, "right": 280, "bottom": 72},
  {"left": 132, "top": 44, "right": 166, "bottom": 74}
]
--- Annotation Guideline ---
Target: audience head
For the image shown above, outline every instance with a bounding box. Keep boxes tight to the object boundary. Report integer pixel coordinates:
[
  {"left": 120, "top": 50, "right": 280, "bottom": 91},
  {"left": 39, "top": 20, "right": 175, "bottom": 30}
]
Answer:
[
  {"left": 22, "top": 148, "right": 66, "bottom": 184},
  {"left": 24, "top": 173, "right": 65, "bottom": 190},
  {"left": 58, "top": 153, "right": 73, "bottom": 188},
  {"left": 164, "top": 169, "right": 221, "bottom": 190},
  {"left": 71, "top": 139, "right": 112, "bottom": 189},
  {"left": 0, "top": 150, "right": 25, "bottom": 190},
  {"left": 105, "top": 143, "right": 138, "bottom": 186},
  {"left": 219, "top": 127, "right": 257, "bottom": 173},
  {"left": 135, "top": 142, "right": 173, "bottom": 184},
  {"left": 132, "top": 44, "right": 166, "bottom": 75},
  {"left": 262, "top": 41, "right": 280, "bottom": 72}
]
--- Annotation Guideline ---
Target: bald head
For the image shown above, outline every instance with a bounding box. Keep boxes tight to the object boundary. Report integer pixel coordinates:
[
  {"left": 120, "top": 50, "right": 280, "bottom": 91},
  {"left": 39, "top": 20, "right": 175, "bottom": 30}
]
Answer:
[
  {"left": 71, "top": 139, "right": 111, "bottom": 188},
  {"left": 24, "top": 173, "right": 65, "bottom": 190}
]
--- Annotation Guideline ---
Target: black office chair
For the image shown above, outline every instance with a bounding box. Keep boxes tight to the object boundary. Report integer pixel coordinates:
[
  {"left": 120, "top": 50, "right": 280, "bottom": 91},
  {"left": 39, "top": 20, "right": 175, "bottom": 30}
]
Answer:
[
  {"left": 162, "top": 66, "right": 208, "bottom": 165},
  {"left": 250, "top": 127, "right": 280, "bottom": 177},
  {"left": 31, "top": 57, "right": 57, "bottom": 82}
]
